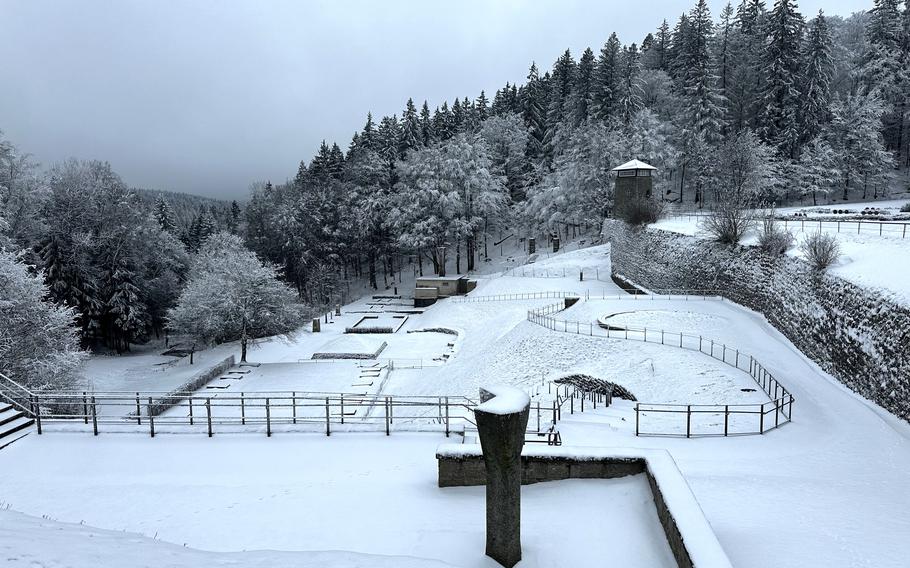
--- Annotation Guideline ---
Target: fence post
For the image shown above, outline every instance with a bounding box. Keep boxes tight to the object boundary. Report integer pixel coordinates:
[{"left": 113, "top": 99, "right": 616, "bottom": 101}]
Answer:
[
  {"left": 241, "top": 393, "right": 246, "bottom": 425},
  {"left": 570, "top": 392, "right": 574, "bottom": 414},
  {"left": 292, "top": 391, "right": 297, "bottom": 425},
  {"left": 32, "top": 396, "right": 42, "bottom": 435},
  {"left": 265, "top": 397, "right": 271, "bottom": 437},
  {"left": 724, "top": 405, "right": 729, "bottom": 437},
  {"left": 444, "top": 396, "right": 450, "bottom": 437},
  {"left": 91, "top": 396, "right": 98, "bottom": 436},
  {"left": 340, "top": 394, "right": 345, "bottom": 425},
  {"left": 82, "top": 392, "right": 88, "bottom": 424},
  {"left": 552, "top": 401, "right": 557, "bottom": 425},
  {"left": 148, "top": 398, "right": 155, "bottom": 438},
  {"left": 325, "top": 397, "right": 330, "bottom": 436},
  {"left": 775, "top": 398, "right": 780, "bottom": 428},
  {"left": 686, "top": 405, "right": 692, "bottom": 438},
  {"left": 536, "top": 402, "right": 541, "bottom": 433},
  {"left": 635, "top": 403, "right": 639, "bottom": 436},
  {"left": 136, "top": 393, "right": 141, "bottom": 425},
  {"left": 206, "top": 398, "right": 213, "bottom": 437},
  {"left": 759, "top": 404, "right": 764, "bottom": 434},
  {"left": 384, "top": 397, "right": 391, "bottom": 436}
]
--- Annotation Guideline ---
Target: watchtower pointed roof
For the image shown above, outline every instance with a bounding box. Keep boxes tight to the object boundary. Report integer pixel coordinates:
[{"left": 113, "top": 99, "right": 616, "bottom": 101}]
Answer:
[{"left": 611, "top": 159, "right": 657, "bottom": 171}]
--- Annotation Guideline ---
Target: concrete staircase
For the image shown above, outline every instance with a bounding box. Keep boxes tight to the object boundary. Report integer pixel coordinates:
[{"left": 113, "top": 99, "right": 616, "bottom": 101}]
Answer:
[{"left": 0, "top": 403, "right": 35, "bottom": 448}]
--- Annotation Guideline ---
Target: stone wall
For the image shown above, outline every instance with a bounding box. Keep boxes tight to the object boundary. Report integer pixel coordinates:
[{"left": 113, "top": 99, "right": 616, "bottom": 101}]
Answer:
[
  {"left": 145, "top": 355, "right": 236, "bottom": 417},
  {"left": 602, "top": 220, "right": 910, "bottom": 423}
]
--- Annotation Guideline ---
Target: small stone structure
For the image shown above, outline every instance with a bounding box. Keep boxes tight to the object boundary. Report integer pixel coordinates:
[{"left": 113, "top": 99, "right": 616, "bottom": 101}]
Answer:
[
  {"left": 413, "top": 276, "right": 477, "bottom": 307},
  {"left": 474, "top": 386, "right": 530, "bottom": 568}
]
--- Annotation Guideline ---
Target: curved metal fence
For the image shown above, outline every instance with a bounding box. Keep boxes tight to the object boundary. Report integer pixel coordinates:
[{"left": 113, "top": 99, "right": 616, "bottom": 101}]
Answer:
[{"left": 526, "top": 300, "right": 794, "bottom": 438}]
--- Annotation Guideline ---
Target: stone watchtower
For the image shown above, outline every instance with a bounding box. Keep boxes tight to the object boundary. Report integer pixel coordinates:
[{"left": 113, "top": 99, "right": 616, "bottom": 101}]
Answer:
[{"left": 611, "top": 159, "right": 656, "bottom": 221}]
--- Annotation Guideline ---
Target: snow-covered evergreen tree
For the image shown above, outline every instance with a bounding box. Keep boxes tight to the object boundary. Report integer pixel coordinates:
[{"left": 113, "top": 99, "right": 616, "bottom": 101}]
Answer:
[
  {"left": 618, "top": 44, "right": 644, "bottom": 125},
  {"left": 593, "top": 33, "right": 622, "bottom": 123},
  {"left": 759, "top": 0, "right": 805, "bottom": 158}
]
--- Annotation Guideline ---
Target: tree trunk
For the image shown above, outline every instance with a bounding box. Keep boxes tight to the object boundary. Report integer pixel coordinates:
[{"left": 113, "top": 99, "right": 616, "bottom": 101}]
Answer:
[
  {"left": 241, "top": 337, "right": 248, "bottom": 363},
  {"left": 679, "top": 163, "right": 686, "bottom": 203},
  {"left": 467, "top": 234, "right": 475, "bottom": 272},
  {"left": 368, "top": 252, "right": 377, "bottom": 290},
  {"left": 456, "top": 241, "right": 461, "bottom": 274}
]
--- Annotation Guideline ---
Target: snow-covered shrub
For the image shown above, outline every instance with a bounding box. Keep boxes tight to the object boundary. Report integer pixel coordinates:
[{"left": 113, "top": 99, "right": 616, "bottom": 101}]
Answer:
[
  {"left": 757, "top": 216, "right": 794, "bottom": 256},
  {"left": 701, "top": 203, "right": 755, "bottom": 244},
  {"left": 901, "top": 202, "right": 910, "bottom": 213},
  {"left": 620, "top": 197, "right": 665, "bottom": 226},
  {"left": 0, "top": 251, "right": 86, "bottom": 392},
  {"left": 800, "top": 232, "right": 840, "bottom": 271}
]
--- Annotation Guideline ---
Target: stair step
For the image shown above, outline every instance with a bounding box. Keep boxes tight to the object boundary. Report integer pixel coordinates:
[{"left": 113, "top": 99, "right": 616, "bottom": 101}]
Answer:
[
  {"left": 0, "top": 417, "right": 35, "bottom": 439},
  {"left": 0, "top": 403, "right": 13, "bottom": 414},
  {"left": 0, "top": 410, "right": 27, "bottom": 427},
  {"left": 0, "top": 430, "right": 31, "bottom": 451}
]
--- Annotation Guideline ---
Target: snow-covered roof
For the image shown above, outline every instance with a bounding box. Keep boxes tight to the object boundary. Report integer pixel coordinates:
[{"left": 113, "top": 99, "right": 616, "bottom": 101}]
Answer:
[{"left": 611, "top": 159, "right": 657, "bottom": 171}]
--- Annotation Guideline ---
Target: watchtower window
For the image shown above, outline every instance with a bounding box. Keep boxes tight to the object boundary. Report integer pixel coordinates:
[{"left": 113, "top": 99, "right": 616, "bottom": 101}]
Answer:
[
  {"left": 617, "top": 170, "right": 636, "bottom": 177},
  {"left": 637, "top": 169, "right": 652, "bottom": 177}
]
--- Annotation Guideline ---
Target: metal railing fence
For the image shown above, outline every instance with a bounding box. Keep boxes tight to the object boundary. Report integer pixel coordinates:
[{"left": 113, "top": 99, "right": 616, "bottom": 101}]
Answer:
[{"left": 526, "top": 301, "right": 794, "bottom": 437}]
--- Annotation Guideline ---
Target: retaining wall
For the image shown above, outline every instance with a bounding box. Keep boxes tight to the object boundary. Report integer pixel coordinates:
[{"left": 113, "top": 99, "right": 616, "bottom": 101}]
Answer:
[
  {"left": 602, "top": 220, "right": 910, "bottom": 423},
  {"left": 146, "top": 355, "right": 236, "bottom": 417}
]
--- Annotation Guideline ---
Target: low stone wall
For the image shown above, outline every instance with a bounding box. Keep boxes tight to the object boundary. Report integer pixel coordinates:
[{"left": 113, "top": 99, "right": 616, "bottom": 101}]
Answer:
[
  {"left": 602, "top": 220, "right": 910, "bottom": 423},
  {"left": 437, "top": 445, "right": 732, "bottom": 568},
  {"left": 145, "top": 355, "right": 236, "bottom": 417},
  {"left": 438, "top": 451, "right": 645, "bottom": 488}
]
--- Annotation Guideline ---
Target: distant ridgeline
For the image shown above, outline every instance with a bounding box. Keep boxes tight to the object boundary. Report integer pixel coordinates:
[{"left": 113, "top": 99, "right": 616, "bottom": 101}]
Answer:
[{"left": 134, "top": 188, "right": 236, "bottom": 233}]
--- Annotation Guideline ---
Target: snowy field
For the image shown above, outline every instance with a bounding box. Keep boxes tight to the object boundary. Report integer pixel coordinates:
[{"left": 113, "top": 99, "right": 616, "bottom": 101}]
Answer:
[
  {"left": 0, "top": 435, "right": 676, "bottom": 568},
  {"left": 651, "top": 206, "right": 910, "bottom": 304},
  {"left": 3, "top": 241, "right": 910, "bottom": 567}
]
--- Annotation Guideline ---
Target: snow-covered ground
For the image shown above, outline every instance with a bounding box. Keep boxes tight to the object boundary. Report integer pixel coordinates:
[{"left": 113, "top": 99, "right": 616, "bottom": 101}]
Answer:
[
  {"left": 3, "top": 241, "right": 910, "bottom": 567},
  {"left": 0, "top": 435, "right": 675, "bottom": 568},
  {"left": 651, "top": 209, "right": 910, "bottom": 304}
]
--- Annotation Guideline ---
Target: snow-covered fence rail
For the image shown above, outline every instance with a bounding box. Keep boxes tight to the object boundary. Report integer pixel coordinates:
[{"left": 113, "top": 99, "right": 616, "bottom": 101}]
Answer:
[
  {"left": 665, "top": 214, "right": 910, "bottom": 238},
  {"left": 452, "top": 291, "right": 580, "bottom": 303},
  {"left": 0, "top": 372, "right": 37, "bottom": 417},
  {"left": 26, "top": 391, "right": 480, "bottom": 438},
  {"left": 527, "top": 301, "right": 794, "bottom": 438},
  {"left": 502, "top": 266, "right": 613, "bottom": 280},
  {"left": 777, "top": 217, "right": 909, "bottom": 238},
  {"left": 457, "top": 290, "right": 726, "bottom": 303}
]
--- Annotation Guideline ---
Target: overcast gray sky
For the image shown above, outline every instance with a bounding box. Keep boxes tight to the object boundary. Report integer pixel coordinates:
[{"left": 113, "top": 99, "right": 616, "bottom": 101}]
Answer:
[{"left": 1, "top": 0, "right": 871, "bottom": 200}]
